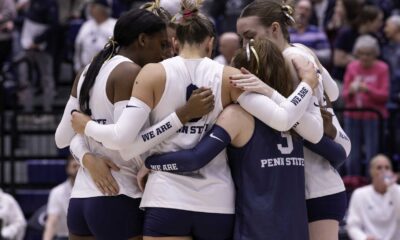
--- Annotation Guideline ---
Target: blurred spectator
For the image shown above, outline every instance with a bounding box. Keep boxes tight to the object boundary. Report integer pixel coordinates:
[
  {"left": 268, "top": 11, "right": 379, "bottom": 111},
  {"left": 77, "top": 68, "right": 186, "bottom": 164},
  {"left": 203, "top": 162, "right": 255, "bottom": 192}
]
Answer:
[
  {"left": 17, "top": 0, "right": 58, "bottom": 113},
  {"left": 53, "top": 0, "right": 88, "bottom": 82},
  {"left": 343, "top": 35, "right": 389, "bottom": 176},
  {"left": 383, "top": 15, "right": 400, "bottom": 162},
  {"left": 110, "top": 0, "right": 134, "bottom": 19},
  {"left": 57, "top": 0, "right": 87, "bottom": 24},
  {"left": 332, "top": 5, "right": 383, "bottom": 82},
  {"left": 0, "top": 0, "right": 16, "bottom": 70},
  {"left": 346, "top": 154, "right": 400, "bottom": 240},
  {"left": 0, "top": 188, "right": 27, "bottom": 240},
  {"left": 43, "top": 155, "right": 79, "bottom": 240},
  {"left": 366, "top": 0, "right": 396, "bottom": 19},
  {"left": 206, "top": 0, "right": 252, "bottom": 33},
  {"left": 74, "top": 0, "right": 116, "bottom": 73},
  {"left": 290, "top": 0, "right": 331, "bottom": 67},
  {"left": 214, "top": 32, "right": 239, "bottom": 66},
  {"left": 325, "top": 0, "right": 363, "bottom": 45},
  {"left": 383, "top": 15, "right": 400, "bottom": 107},
  {"left": 309, "top": 0, "right": 336, "bottom": 30}
]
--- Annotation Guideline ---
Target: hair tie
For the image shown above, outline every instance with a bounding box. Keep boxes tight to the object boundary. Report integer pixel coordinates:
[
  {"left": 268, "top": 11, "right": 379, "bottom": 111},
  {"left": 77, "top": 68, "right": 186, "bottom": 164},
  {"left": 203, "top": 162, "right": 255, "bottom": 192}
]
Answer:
[
  {"left": 105, "top": 36, "right": 119, "bottom": 61},
  {"left": 246, "top": 39, "right": 260, "bottom": 75},
  {"left": 281, "top": 4, "right": 295, "bottom": 25}
]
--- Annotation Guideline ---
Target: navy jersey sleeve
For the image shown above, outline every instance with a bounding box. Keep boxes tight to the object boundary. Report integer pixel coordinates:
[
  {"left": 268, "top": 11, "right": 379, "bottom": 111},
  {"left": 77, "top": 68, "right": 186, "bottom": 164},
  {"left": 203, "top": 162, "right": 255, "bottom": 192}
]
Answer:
[
  {"left": 145, "top": 125, "right": 231, "bottom": 172},
  {"left": 304, "top": 135, "right": 347, "bottom": 169}
]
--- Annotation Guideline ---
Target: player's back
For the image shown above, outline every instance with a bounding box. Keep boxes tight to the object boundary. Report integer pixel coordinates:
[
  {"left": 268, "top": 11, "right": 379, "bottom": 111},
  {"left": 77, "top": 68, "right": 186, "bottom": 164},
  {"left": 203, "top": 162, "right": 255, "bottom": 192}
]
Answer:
[
  {"left": 73, "top": 55, "right": 142, "bottom": 199},
  {"left": 140, "top": 56, "right": 235, "bottom": 214},
  {"left": 228, "top": 118, "right": 308, "bottom": 240}
]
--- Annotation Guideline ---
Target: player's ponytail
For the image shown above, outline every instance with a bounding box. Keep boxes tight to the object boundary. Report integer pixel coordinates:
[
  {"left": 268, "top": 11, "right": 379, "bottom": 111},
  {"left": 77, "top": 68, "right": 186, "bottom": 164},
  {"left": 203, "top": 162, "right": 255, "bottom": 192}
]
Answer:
[
  {"left": 232, "top": 38, "right": 293, "bottom": 98},
  {"left": 174, "top": 0, "right": 215, "bottom": 45},
  {"left": 79, "top": 39, "right": 118, "bottom": 115}
]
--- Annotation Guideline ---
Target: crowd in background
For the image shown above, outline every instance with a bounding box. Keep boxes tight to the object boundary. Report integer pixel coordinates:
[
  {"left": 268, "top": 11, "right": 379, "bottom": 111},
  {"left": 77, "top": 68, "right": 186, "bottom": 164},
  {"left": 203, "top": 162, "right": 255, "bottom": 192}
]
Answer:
[
  {"left": 1, "top": 0, "right": 400, "bottom": 240},
  {"left": 0, "top": 0, "right": 399, "bottom": 177}
]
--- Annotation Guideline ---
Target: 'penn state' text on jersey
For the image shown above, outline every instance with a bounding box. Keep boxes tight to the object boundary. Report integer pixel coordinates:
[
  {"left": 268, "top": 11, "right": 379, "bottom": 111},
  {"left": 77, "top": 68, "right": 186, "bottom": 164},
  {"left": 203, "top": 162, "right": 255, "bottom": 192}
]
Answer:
[{"left": 228, "top": 118, "right": 308, "bottom": 240}]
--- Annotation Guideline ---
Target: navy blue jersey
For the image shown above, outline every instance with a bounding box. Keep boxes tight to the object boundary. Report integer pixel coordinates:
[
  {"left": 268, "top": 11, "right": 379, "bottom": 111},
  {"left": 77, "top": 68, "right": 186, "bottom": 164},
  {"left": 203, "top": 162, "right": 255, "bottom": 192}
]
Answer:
[{"left": 228, "top": 118, "right": 308, "bottom": 240}]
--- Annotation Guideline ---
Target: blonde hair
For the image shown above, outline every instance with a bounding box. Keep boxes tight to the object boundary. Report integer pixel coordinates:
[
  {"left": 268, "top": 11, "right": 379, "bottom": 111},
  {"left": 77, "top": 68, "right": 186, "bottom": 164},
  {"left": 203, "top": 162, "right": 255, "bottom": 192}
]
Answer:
[{"left": 175, "top": 0, "right": 215, "bottom": 45}]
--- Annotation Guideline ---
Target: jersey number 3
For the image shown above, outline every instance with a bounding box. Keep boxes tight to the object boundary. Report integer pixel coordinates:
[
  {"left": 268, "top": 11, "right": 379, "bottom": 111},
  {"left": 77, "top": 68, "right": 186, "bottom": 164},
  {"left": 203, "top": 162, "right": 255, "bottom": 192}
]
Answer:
[{"left": 277, "top": 133, "right": 294, "bottom": 154}]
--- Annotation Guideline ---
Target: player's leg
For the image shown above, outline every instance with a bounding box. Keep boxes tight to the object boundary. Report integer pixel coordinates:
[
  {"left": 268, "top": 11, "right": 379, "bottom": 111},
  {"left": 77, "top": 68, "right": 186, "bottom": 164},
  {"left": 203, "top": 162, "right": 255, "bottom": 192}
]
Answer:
[
  {"left": 84, "top": 195, "right": 144, "bottom": 240},
  {"left": 307, "top": 192, "right": 347, "bottom": 240},
  {"left": 67, "top": 198, "right": 94, "bottom": 240},
  {"left": 309, "top": 220, "right": 339, "bottom": 240},
  {"left": 192, "top": 211, "right": 234, "bottom": 240},
  {"left": 143, "top": 208, "right": 193, "bottom": 240}
]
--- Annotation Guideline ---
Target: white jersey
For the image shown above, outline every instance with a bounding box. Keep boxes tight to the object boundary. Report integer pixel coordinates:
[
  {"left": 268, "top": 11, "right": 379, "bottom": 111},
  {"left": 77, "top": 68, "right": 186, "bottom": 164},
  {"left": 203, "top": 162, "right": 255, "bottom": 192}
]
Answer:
[
  {"left": 71, "top": 55, "right": 143, "bottom": 199},
  {"left": 140, "top": 56, "right": 235, "bottom": 214},
  {"left": 47, "top": 180, "right": 72, "bottom": 237},
  {"left": 283, "top": 45, "right": 345, "bottom": 199}
]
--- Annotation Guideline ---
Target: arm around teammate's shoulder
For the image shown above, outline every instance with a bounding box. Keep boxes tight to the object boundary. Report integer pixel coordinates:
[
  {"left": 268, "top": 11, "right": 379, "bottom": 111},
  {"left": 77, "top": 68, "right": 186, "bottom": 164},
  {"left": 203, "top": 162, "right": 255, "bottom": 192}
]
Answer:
[
  {"left": 226, "top": 59, "right": 318, "bottom": 132},
  {"left": 75, "top": 63, "right": 164, "bottom": 150},
  {"left": 144, "top": 105, "right": 251, "bottom": 173}
]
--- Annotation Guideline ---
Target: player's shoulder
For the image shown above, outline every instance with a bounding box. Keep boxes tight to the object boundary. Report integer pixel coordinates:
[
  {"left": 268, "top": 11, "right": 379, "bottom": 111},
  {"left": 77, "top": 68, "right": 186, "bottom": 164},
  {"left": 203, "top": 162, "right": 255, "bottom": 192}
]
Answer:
[
  {"left": 222, "top": 65, "right": 241, "bottom": 78},
  {"left": 218, "top": 104, "right": 252, "bottom": 126}
]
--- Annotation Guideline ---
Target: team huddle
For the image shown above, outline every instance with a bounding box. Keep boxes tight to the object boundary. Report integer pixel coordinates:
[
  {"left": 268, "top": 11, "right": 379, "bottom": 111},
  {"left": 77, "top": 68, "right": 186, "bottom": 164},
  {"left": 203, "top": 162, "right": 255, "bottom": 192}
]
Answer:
[{"left": 55, "top": 0, "right": 351, "bottom": 239}]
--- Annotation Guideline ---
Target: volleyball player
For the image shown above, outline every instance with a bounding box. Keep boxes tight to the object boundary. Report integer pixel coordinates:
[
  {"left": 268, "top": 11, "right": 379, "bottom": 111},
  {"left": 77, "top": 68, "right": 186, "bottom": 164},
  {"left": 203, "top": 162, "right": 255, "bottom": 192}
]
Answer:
[
  {"left": 70, "top": 0, "right": 322, "bottom": 239},
  {"left": 55, "top": 9, "right": 214, "bottom": 240},
  {"left": 234, "top": 1, "right": 351, "bottom": 239},
  {"left": 141, "top": 39, "right": 315, "bottom": 239}
]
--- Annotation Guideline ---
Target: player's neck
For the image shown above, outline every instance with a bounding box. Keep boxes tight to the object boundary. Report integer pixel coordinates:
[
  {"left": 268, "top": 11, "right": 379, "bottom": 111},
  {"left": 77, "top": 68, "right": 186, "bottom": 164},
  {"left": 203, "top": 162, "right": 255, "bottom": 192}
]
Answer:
[{"left": 179, "top": 44, "right": 207, "bottom": 59}]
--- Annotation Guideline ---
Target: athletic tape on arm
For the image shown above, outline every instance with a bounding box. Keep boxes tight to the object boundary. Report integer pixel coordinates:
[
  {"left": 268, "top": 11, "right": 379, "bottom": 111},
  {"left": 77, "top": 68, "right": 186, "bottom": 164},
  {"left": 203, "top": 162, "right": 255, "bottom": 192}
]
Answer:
[
  {"left": 55, "top": 96, "right": 79, "bottom": 148},
  {"left": 84, "top": 97, "right": 151, "bottom": 150},
  {"left": 145, "top": 125, "right": 231, "bottom": 172}
]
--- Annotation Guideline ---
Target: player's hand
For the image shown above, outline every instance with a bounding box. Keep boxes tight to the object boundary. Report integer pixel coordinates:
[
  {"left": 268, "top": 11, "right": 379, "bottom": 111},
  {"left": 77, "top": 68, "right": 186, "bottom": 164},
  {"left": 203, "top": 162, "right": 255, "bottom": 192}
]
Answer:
[
  {"left": 229, "top": 67, "right": 274, "bottom": 97},
  {"left": 83, "top": 154, "right": 120, "bottom": 195},
  {"left": 176, "top": 87, "right": 214, "bottom": 124},
  {"left": 71, "top": 111, "right": 92, "bottom": 134},
  {"left": 137, "top": 165, "right": 150, "bottom": 192},
  {"left": 292, "top": 56, "right": 318, "bottom": 89},
  {"left": 366, "top": 236, "right": 377, "bottom": 240},
  {"left": 321, "top": 109, "right": 337, "bottom": 139}
]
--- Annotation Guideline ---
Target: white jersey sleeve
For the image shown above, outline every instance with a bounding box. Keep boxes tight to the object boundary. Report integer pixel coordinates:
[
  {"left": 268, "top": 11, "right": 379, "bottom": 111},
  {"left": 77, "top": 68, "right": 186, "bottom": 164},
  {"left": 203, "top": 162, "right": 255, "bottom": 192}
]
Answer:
[
  {"left": 321, "top": 67, "right": 339, "bottom": 102},
  {"left": 84, "top": 97, "right": 151, "bottom": 149},
  {"left": 118, "top": 112, "right": 183, "bottom": 160},
  {"left": 270, "top": 90, "right": 323, "bottom": 143},
  {"left": 237, "top": 82, "right": 314, "bottom": 132},
  {"left": 55, "top": 96, "right": 79, "bottom": 148},
  {"left": 329, "top": 108, "right": 351, "bottom": 157}
]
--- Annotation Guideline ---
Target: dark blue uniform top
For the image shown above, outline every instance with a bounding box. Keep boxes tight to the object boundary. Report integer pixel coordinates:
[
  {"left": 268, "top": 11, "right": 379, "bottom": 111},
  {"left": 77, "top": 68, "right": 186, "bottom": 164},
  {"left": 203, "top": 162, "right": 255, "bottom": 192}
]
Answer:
[{"left": 228, "top": 118, "right": 308, "bottom": 240}]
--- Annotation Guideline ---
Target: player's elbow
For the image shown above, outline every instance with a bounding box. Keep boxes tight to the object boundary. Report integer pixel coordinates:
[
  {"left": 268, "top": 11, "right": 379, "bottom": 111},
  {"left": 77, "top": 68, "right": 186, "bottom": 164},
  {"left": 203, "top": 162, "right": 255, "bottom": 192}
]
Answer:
[
  {"left": 307, "top": 123, "right": 324, "bottom": 144},
  {"left": 54, "top": 131, "right": 69, "bottom": 149}
]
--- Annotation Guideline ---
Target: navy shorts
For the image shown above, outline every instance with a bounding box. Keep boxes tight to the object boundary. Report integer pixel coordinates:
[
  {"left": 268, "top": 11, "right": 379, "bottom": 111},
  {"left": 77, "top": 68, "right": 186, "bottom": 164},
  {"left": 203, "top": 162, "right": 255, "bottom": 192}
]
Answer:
[
  {"left": 143, "top": 207, "right": 234, "bottom": 240},
  {"left": 306, "top": 191, "right": 347, "bottom": 222},
  {"left": 67, "top": 195, "right": 144, "bottom": 240}
]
